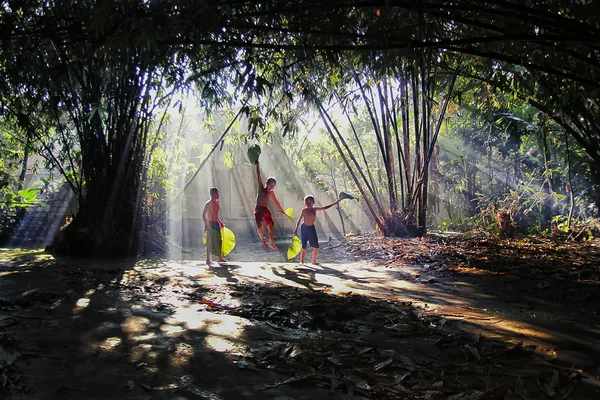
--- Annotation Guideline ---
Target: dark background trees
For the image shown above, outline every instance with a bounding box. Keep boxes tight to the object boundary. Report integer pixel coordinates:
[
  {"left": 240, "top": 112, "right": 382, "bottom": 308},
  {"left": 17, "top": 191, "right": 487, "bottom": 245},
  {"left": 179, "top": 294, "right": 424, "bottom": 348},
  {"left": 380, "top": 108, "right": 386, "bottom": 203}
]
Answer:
[{"left": 1, "top": 0, "right": 599, "bottom": 255}]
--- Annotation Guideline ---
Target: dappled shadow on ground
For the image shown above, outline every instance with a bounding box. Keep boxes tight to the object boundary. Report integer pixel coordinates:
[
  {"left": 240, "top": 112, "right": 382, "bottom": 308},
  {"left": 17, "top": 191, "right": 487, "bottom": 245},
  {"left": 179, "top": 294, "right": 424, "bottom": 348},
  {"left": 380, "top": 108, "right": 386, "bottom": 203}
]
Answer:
[
  {"left": 340, "top": 234, "right": 600, "bottom": 387},
  {"left": 1, "top": 236, "right": 600, "bottom": 399},
  {"left": 0, "top": 251, "right": 275, "bottom": 399},
  {"left": 271, "top": 263, "right": 371, "bottom": 292}
]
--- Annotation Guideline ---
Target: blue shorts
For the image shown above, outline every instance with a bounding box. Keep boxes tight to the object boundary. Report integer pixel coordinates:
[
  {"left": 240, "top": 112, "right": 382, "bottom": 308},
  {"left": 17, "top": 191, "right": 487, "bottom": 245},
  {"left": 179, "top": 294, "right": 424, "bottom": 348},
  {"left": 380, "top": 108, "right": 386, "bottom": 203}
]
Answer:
[{"left": 300, "top": 224, "right": 319, "bottom": 249}]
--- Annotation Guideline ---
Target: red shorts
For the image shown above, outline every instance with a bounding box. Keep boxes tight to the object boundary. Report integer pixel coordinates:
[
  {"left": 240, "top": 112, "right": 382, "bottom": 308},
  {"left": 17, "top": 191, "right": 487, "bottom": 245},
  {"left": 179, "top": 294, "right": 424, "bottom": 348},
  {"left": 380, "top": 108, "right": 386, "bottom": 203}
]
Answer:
[{"left": 254, "top": 206, "right": 274, "bottom": 227}]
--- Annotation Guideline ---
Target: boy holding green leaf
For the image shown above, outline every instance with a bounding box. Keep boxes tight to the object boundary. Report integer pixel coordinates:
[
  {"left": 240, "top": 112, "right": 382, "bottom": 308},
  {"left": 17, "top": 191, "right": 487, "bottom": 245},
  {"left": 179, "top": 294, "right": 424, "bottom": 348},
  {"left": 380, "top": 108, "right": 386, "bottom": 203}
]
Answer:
[
  {"left": 254, "top": 162, "right": 286, "bottom": 251},
  {"left": 293, "top": 195, "right": 340, "bottom": 265}
]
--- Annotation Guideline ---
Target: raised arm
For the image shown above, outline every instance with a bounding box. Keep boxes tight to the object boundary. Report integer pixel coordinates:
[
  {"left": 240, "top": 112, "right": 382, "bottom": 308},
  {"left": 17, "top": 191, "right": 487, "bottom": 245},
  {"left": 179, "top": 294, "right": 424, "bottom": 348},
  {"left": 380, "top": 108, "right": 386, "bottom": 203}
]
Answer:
[
  {"left": 314, "top": 199, "right": 341, "bottom": 211},
  {"left": 256, "top": 161, "right": 263, "bottom": 187}
]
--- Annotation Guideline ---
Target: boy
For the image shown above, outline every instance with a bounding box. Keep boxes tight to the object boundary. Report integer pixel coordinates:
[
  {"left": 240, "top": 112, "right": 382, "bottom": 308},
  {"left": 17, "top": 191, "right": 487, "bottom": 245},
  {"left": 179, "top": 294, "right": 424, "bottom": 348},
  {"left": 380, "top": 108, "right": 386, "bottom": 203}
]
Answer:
[
  {"left": 202, "top": 187, "right": 226, "bottom": 265},
  {"left": 294, "top": 195, "right": 340, "bottom": 265},
  {"left": 254, "top": 161, "right": 286, "bottom": 251}
]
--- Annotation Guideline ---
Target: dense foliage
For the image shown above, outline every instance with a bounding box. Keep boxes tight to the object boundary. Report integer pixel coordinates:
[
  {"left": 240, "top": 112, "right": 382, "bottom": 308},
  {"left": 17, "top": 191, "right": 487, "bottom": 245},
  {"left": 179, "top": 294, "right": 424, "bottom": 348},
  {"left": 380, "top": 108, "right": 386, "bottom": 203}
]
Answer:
[{"left": 1, "top": 0, "right": 599, "bottom": 254}]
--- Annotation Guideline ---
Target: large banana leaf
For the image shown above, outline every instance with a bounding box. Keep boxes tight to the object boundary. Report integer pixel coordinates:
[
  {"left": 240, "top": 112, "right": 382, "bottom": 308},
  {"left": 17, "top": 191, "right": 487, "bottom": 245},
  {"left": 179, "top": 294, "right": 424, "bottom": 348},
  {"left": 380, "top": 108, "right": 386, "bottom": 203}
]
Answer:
[
  {"left": 247, "top": 144, "right": 261, "bottom": 164},
  {"left": 221, "top": 227, "right": 236, "bottom": 257},
  {"left": 338, "top": 191, "right": 356, "bottom": 201},
  {"left": 287, "top": 235, "right": 302, "bottom": 260}
]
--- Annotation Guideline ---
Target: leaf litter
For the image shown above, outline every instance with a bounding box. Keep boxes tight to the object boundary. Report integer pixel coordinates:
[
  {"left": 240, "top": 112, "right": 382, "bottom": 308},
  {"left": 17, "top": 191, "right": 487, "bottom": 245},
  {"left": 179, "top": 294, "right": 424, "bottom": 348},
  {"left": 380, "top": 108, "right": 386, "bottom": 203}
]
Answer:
[
  {"left": 188, "top": 283, "right": 593, "bottom": 399},
  {"left": 1, "top": 235, "right": 599, "bottom": 399}
]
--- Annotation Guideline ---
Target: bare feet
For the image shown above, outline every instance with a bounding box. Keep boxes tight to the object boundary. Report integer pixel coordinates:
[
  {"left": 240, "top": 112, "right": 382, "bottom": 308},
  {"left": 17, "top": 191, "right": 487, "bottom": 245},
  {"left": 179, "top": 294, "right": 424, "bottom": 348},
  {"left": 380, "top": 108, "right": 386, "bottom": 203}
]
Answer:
[
  {"left": 261, "top": 238, "right": 268, "bottom": 248},
  {"left": 217, "top": 257, "right": 227, "bottom": 263},
  {"left": 269, "top": 243, "right": 279, "bottom": 251},
  {"left": 206, "top": 259, "right": 213, "bottom": 266},
  {"left": 312, "top": 261, "right": 320, "bottom": 265}
]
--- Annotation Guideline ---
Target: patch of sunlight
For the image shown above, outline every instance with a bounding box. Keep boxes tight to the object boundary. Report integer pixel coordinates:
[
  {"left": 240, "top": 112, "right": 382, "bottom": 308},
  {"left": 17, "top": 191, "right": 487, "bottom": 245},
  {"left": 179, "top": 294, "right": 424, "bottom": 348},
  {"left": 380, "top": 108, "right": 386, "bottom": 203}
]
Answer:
[
  {"left": 240, "top": 262, "right": 268, "bottom": 278},
  {"left": 73, "top": 297, "right": 90, "bottom": 313},
  {"left": 199, "top": 312, "right": 247, "bottom": 352},
  {"left": 121, "top": 316, "right": 151, "bottom": 334},
  {"left": 0, "top": 271, "right": 18, "bottom": 277},
  {"left": 104, "top": 306, "right": 119, "bottom": 314},
  {"left": 0, "top": 248, "right": 45, "bottom": 258},
  {"left": 81, "top": 333, "right": 122, "bottom": 355},
  {"left": 295, "top": 271, "right": 312, "bottom": 280},
  {"left": 467, "top": 318, "right": 554, "bottom": 342},
  {"left": 129, "top": 332, "right": 158, "bottom": 342},
  {"left": 22, "top": 288, "right": 40, "bottom": 297},
  {"left": 166, "top": 307, "right": 206, "bottom": 330},
  {"left": 99, "top": 337, "right": 122, "bottom": 351},
  {"left": 130, "top": 343, "right": 153, "bottom": 363},
  {"left": 313, "top": 273, "right": 354, "bottom": 294},
  {"left": 160, "top": 324, "right": 185, "bottom": 336},
  {"left": 168, "top": 343, "right": 195, "bottom": 367},
  {"left": 165, "top": 308, "right": 248, "bottom": 352},
  {"left": 499, "top": 321, "right": 553, "bottom": 341},
  {"left": 119, "top": 270, "right": 139, "bottom": 285},
  {"left": 164, "top": 297, "right": 188, "bottom": 308},
  {"left": 159, "top": 261, "right": 207, "bottom": 278},
  {"left": 204, "top": 335, "right": 236, "bottom": 352}
]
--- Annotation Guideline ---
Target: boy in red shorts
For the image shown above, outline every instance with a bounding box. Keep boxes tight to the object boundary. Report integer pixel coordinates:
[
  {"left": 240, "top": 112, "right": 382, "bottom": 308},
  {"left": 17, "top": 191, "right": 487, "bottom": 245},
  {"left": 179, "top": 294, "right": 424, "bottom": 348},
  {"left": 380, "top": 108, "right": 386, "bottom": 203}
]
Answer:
[{"left": 254, "top": 161, "right": 286, "bottom": 251}]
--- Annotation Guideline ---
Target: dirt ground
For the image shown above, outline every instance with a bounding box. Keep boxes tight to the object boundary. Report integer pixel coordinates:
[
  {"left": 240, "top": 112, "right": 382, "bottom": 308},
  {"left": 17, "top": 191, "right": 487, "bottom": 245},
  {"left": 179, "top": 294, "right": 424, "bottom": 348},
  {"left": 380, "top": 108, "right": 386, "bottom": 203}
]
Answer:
[{"left": 1, "top": 233, "right": 599, "bottom": 399}]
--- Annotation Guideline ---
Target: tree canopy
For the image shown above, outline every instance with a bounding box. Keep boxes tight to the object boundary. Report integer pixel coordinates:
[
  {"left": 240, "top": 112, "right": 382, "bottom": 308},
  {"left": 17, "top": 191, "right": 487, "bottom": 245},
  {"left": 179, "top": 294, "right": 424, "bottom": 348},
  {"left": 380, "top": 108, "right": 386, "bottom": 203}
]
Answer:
[{"left": 1, "top": 0, "right": 599, "bottom": 255}]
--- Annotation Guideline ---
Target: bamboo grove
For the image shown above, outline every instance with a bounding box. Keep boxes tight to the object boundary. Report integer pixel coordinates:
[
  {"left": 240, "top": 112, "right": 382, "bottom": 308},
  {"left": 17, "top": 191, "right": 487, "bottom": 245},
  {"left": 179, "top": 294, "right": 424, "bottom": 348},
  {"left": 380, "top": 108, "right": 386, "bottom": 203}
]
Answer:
[{"left": 0, "top": 0, "right": 598, "bottom": 255}]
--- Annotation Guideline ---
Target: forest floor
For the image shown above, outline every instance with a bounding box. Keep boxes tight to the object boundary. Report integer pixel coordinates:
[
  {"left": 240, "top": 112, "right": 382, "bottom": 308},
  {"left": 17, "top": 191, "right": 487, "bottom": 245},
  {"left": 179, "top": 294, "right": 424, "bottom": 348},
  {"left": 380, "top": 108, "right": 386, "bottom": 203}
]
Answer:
[{"left": 1, "top": 232, "right": 599, "bottom": 399}]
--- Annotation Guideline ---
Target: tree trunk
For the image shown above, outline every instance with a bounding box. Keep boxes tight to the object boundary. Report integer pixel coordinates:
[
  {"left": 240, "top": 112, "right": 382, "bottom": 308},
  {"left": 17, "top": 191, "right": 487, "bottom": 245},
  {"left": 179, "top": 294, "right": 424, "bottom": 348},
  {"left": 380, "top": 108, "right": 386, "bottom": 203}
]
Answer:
[
  {"left": 591, "top": 162, "right": 600, "bottom": 217},
  {"left": 47, "top": 170, "right": 140, "bottom": 257},
  {"left": 17, "top": 142, "right": 30, "bottom": 192}
]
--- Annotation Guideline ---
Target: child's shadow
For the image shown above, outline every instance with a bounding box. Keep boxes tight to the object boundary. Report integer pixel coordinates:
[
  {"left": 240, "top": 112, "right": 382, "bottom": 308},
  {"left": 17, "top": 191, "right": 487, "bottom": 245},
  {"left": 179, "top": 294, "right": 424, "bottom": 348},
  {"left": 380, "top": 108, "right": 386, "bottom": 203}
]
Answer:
[
  {"left": 209, "top": 263, "right": 240, "bottom": 283},
  {"left": 272, "top": 265, "right": 331, "bottom": 291}
]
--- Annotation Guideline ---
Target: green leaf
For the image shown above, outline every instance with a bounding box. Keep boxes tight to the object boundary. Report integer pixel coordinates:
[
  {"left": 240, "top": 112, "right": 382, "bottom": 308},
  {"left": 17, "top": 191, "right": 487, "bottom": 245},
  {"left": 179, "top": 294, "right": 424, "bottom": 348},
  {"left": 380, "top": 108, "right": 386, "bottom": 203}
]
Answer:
[
  {"left": 338, "top": 191, "right": 355, "bottom": 201},
  {"left": 18, "top": 188, "right": 41, "bottom": 203},
  {"left": 247, "top": 144, "right": 261, "bottom": 164},
  {"left": 329, "top": 72, "right": 339, "bottom": 85},
  {"left": 223, "top": 151, "right": 234, "bottom": 169},
  {"left": 287, "top": 235, "right": 302, "bottom": 260}
]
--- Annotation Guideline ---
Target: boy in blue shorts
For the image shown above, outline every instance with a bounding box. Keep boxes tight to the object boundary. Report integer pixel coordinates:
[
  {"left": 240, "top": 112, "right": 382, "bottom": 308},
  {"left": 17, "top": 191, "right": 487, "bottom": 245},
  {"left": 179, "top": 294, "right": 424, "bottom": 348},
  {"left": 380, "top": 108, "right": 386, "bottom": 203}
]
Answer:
[{"left": 293, "top": 195, "right": 340, "bottom": 265}]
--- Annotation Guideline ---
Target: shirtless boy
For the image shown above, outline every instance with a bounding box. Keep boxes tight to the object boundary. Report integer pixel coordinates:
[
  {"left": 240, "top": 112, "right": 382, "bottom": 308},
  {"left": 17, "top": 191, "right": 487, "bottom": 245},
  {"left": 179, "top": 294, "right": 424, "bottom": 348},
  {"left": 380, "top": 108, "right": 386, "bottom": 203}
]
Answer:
[
  {"left": 254, "top": 161, "right": 286, "bottom": 251},
  {"left": 293, "top": 195, "right": 340, "bottom": 265},
  {"left": 202, "top": 187, "right": 226, "bottom": 264}
]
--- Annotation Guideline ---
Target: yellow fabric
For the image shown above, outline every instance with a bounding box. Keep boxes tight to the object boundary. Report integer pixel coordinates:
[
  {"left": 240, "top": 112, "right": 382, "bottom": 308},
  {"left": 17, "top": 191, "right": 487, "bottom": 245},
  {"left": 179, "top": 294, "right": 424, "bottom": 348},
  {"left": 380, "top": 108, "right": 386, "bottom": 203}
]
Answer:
[{"left": 287, "top": 234, "right": 302, "bottom": 260}]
